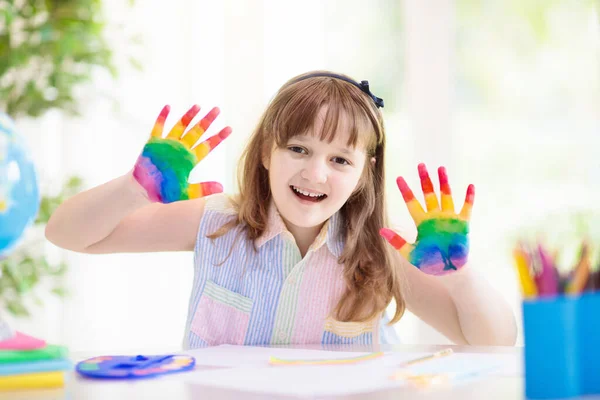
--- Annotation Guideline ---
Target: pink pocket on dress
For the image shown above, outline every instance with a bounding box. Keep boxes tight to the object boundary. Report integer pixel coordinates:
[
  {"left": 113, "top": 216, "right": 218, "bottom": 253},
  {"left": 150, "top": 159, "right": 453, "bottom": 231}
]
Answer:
[{"left": 190, "top": 281, "right": 253, "bottom": 346}]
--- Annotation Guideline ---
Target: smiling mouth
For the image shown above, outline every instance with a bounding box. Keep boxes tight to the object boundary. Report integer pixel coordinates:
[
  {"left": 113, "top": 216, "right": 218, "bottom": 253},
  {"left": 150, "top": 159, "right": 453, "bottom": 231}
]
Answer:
[{"left": 290, "top": 185, "right": 327, "bottom": 202}]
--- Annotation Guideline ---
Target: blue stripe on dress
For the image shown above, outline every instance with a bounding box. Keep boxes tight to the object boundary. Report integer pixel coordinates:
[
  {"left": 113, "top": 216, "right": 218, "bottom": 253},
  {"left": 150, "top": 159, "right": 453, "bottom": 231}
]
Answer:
[
  {"left": 183, "top": 194, "right": 385, "bottom": 349},
  {"left": 321, "top": 331, "right": 373, "bottom": 345}
]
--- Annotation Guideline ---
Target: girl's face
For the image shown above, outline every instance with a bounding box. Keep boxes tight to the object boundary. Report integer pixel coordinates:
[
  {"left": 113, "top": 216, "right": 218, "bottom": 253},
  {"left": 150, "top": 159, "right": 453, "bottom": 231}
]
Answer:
[{"left": 265, "top": 109, "right": 368, "bottom": 233}]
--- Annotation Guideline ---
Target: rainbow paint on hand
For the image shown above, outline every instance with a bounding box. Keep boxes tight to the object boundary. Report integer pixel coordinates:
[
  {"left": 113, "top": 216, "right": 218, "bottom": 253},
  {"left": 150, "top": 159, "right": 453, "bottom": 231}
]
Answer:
[
  {"left": 133, "top": 105, "right": 232, "bottom": 203},
  {"left": 380, "top": 164, "right": 475, "bottom": 276}
]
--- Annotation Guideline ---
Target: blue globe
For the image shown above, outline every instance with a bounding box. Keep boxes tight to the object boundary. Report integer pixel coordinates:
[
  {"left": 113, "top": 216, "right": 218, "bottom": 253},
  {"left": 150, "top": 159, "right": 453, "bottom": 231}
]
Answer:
[{"left": 0, "top": 112, "right": 40, "bottom": 256}]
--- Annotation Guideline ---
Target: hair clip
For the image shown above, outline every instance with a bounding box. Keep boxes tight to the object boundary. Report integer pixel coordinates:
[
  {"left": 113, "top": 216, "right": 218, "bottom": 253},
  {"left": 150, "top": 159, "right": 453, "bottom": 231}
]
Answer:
[{"left": 357, "top": 80, "right": 384, "bottom": 109}]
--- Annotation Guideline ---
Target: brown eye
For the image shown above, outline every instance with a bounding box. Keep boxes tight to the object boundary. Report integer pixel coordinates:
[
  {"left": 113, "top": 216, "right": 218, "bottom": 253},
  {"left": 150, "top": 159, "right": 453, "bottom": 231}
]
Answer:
[
  {"left": 332, "top": 157, "right": 350, "bottom": 165},
  {"left": 288, "top": 146, "right": 307, "bottom": 154}
]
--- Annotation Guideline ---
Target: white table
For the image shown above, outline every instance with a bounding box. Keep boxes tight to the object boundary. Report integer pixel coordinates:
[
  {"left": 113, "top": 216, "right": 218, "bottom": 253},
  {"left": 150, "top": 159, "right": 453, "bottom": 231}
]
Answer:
[{"left": 0, "top": 343, "right": 574, "bottom": 400}]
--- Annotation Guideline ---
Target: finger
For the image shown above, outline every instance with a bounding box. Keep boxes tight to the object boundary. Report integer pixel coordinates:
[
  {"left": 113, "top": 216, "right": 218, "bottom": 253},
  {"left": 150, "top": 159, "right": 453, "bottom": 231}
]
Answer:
[
  {"left": 166, "top": 104, "right": 201, "bottom": 140},
  {"left": 438, "top": 166, "right": 455, "bottom": 213},
  {"left": 187, "top": 181, "right": 223, "bottom": 199},
  {"left": 396, "top": 176, "right": 426, "bottom": 224},
  {"left": 193, "top": 126, "right": 232, "bottom": 162},
  {"left": 418, "top": 163, "right": 440, "bottom": 212},
  {"left": 459, "top": 184, "right": 475, "bottom": 221},
  {"left": 150, "top": 105, "right": 170, "bottom": 138},
  {"left": 379, "top": 228, "right": 414, "bottom": 259},
  {"left": 181, "top": 107, "right": 220, "bottom": 149}
]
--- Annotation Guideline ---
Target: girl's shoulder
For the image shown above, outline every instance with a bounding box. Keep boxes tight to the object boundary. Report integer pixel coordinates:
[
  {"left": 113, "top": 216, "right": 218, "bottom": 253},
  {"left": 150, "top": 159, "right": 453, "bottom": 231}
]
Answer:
[{"left": 202, "top": 192, "right": 239, "bottom": 216}]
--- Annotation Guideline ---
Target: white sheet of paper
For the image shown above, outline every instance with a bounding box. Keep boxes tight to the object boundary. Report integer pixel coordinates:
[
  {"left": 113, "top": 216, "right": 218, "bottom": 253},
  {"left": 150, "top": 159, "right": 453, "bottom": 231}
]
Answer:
[
  {"left": 181, "top": 345, "right": 522, "bottom": 397},
  {"left": 383, "top": 351, "right": 522, "bottom": 377},
  {"left": 186, "top": 363, "right": 404, "bottom": 397},
  {"left": 181, "top": 345, "right": 380, "bottom": 368}
]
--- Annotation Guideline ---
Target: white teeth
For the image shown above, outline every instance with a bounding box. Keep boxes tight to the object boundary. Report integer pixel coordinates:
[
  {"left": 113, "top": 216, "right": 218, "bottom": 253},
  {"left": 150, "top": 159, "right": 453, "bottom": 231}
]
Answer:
[{"left": 291, "top": 186, "right": 326, "bottom": 198}]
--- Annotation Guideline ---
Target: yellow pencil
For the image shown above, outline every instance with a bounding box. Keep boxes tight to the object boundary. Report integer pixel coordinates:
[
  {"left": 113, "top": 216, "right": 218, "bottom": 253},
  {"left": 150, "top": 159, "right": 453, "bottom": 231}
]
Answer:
[
  {"left": 513, "top": 248, "right": 538, "bottom": 298},
  {"left": 0, "top": 371, "right": 65, "bottom": 390},
  {"left": 268, "top": 352, "right": 384, "bottom": 366},
  {"left": 401, "top": 348, "right": 454, "bottom": 367},
  {"left": 389, "top": 348, "right": 454, "bottom": 381}
]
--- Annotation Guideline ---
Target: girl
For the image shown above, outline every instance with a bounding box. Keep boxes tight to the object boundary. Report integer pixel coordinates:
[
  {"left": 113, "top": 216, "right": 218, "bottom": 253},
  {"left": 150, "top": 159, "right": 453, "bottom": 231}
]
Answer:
[{"left": 45, "top": 71, "right": 517, "bottom": 348}]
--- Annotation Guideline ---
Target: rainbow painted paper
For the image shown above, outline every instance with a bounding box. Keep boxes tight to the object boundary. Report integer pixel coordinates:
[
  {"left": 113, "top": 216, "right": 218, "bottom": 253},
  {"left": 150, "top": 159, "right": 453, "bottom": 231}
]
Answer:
[
  {"left": 133, "top": 105, "right": 231, "bottom": 203},
  {"left": 380, "top": 164, "right": 475, "bottom": 276}
]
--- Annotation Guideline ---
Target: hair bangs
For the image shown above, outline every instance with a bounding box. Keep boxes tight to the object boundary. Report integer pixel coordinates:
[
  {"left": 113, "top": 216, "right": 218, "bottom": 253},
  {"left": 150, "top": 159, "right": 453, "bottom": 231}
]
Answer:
[{"left": 270, "top": 79, "right": 379, "bottom": 155}]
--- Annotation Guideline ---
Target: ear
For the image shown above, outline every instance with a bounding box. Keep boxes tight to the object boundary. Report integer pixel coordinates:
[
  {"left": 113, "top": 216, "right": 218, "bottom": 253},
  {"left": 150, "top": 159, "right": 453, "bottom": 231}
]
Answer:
[
  {"left": 351, "top": 164, "right": 370, "bottom": 196},
  {"left": 352, "top": 157, "right": 376, "bottom": 195},
  {"left": 261, "top": 142, "right": 272, "bottom": 171}
]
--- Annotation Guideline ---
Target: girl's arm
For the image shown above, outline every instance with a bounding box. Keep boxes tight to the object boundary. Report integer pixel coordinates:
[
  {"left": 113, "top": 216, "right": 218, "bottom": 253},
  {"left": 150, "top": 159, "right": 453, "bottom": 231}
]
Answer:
[
  {"left": 45, "top": 173, "right": 207, "bottom": 253},
  {"left": 382, "top": 164, "right": 517, "bottom": 346},
  {"left": 400, "top": 258, "right": 517, "bottom": 346},
  {"left": 438, "top": 265, "right": 517, "bottom": 345},
  {"left": 45, "top": 104, "right": 231, "bottom": 254}
]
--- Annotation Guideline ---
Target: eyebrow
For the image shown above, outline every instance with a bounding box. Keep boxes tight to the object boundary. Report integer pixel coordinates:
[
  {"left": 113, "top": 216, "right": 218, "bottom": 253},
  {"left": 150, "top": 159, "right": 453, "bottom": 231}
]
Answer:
[
  {"left": 292, "top": 135, "right": 356, "bottom": 156},
  {"left": 336, "top": 147, "right": 354, "bottom": 155}
]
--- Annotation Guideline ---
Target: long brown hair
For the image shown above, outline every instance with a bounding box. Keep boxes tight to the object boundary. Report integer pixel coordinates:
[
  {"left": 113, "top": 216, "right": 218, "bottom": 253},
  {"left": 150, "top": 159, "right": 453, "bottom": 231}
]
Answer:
[{"left": 211, "top": 70, "right": 405, "bottom": 324}]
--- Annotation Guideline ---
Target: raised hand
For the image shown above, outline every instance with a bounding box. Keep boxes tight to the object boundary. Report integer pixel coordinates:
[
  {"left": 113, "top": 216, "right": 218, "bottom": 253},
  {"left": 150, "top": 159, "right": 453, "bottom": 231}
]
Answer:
[
  {"left": 133, "top": 105, "right": 231, "bottom": 203},
  {"left": 380, "top": 164, "right": 475, "bottom": 276}
]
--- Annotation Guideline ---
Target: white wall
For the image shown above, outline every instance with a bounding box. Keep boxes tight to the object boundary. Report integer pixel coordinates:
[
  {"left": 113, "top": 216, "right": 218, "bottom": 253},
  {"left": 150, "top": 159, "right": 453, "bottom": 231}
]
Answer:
[
  {"left": 15, "top": 0, "right": 404, "bottom": 352},
  {"left": 15, "top": 0, "right": 596, "bottom": 351}
]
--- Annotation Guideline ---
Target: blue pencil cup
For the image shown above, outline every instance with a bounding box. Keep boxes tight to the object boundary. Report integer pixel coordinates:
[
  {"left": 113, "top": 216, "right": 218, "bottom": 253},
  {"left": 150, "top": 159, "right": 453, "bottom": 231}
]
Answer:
[
  {"left": 523, "top": 293, "right": 600, "bottom": 399},
  {"left": 579, "top": 294, "right": 600, "bottom": 394}
]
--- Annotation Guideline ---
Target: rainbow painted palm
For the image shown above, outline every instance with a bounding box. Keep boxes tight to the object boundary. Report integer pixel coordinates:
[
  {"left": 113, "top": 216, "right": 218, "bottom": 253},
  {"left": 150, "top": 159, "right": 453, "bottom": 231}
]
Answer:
[
  {"left": 133, "top": 105, "right": 231, "bottom": 203},
  {"left": 380, "top": 164, "right": 475, "bottom": 276}
]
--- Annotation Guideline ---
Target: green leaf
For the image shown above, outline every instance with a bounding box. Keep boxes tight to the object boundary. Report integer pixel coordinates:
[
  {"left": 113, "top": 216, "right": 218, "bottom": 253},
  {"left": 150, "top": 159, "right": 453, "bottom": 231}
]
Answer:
[
  {"left": 35, "top": 176, "right": 84, "bottom": 224},
  {"left": 6, "top": 301, "right": 30, "bottom": 317},
  {"left": 51, "top": 287, "right": 68, "bottom": 297},
  {"left": 33, "top": 295, "right": 43, "bottom": 307},
  {"left": 1, "top": 0, "right": 140, "bottom": 118},
  {"left": 129, "top": 57, "right": 144, "bottom": 71}
]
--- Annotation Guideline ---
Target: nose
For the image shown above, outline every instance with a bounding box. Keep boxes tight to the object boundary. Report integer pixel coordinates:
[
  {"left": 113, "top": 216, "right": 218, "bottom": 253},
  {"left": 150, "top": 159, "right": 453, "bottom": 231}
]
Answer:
[{"left": 300, "top": 157, "right": 328, "bottom": 184}]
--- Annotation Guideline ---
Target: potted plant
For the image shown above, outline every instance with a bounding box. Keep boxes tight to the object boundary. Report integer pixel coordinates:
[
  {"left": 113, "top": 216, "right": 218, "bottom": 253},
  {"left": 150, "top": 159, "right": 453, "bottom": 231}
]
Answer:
[{"left": 0, "top": 0, "right": 134, "bottom": 318}]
